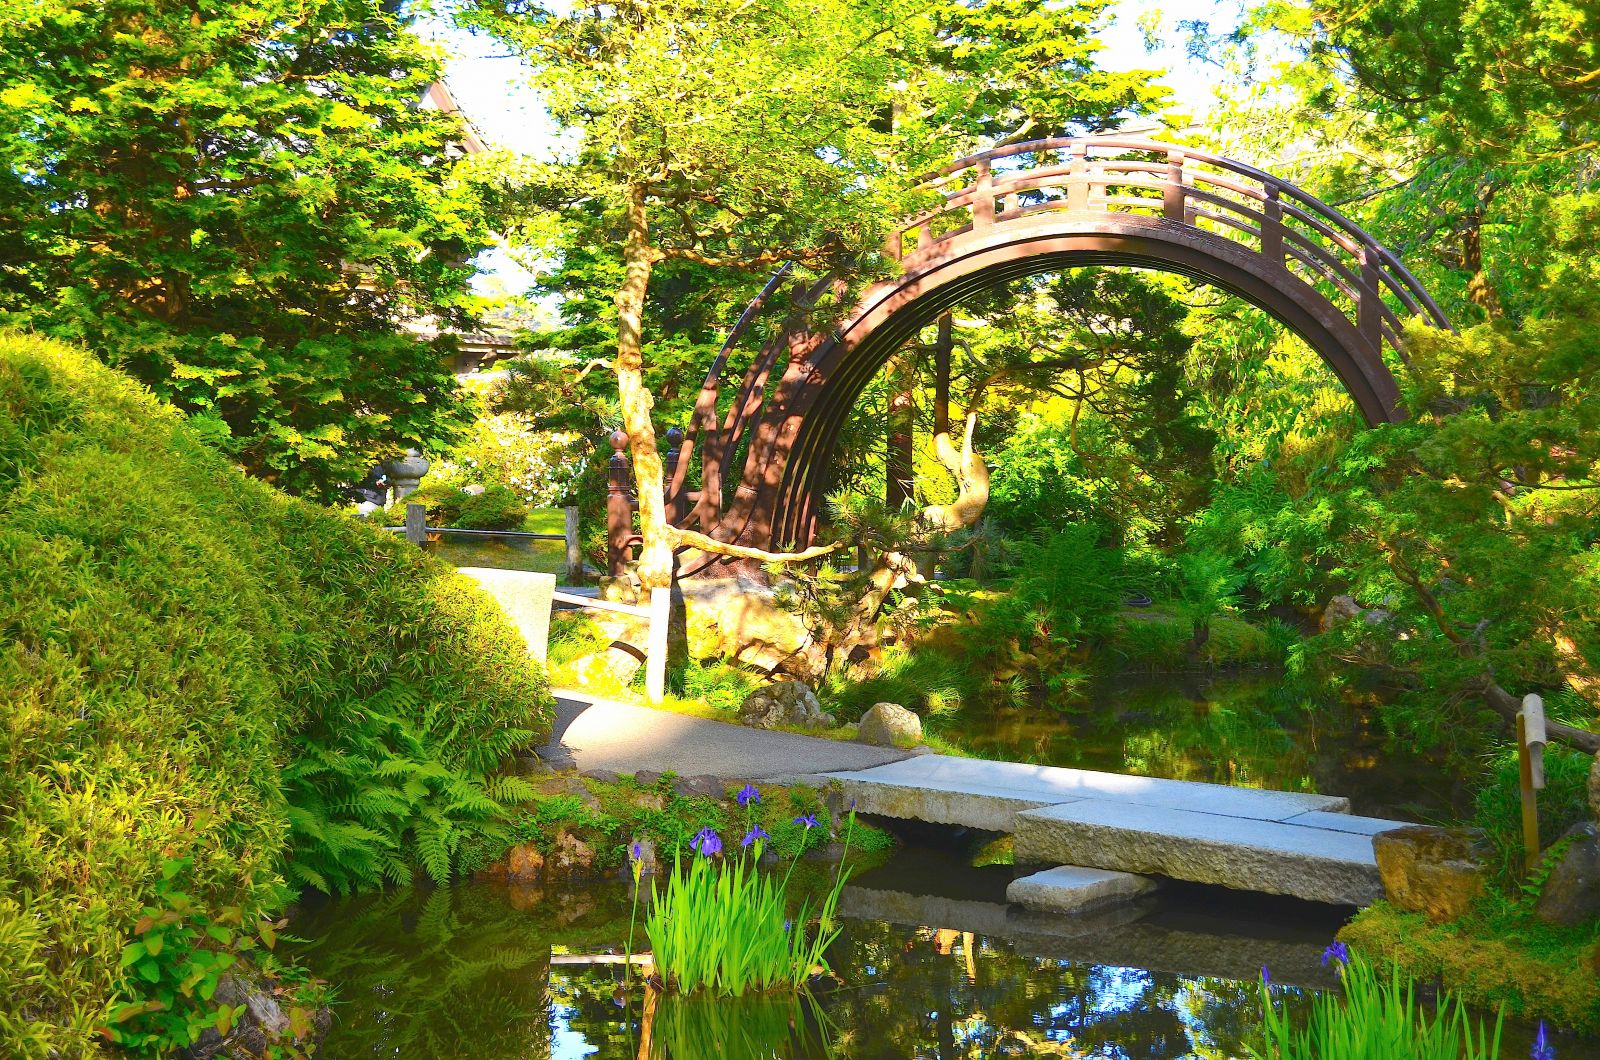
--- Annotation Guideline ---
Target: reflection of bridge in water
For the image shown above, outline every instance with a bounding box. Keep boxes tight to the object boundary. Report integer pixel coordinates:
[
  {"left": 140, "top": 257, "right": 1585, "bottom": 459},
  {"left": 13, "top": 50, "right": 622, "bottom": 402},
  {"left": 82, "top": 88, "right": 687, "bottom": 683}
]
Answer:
[
  {"left": 842, "top": 846, "right": 1345, "bottom": 991},
  {"left": 638, "top": 136, "right": 1450, "bottom": 568}
]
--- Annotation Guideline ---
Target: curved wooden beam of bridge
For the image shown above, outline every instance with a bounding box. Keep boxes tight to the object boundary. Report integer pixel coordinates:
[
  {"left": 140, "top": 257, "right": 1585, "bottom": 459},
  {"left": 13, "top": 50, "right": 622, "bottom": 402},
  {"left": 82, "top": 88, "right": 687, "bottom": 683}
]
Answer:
[{"left": 673, "top": 136, "right": 1451, "bottom": 557}]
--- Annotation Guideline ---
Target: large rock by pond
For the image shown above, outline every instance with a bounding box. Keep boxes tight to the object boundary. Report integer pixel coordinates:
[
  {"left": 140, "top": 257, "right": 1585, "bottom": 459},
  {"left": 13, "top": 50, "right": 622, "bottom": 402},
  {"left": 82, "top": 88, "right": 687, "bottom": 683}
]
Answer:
[
  {"left": 682, "top": 575, "right": 810, "bottom": 671},
  {"left": 857, "top": 702, "right": 923, "bottom": 748},
  {"left": 739, "top": 681, "right": 835, "bottom": 731},
  {"left": 1372, "top": 825, "right": 1490, "bottom": 923},
  {"left": 1536, "top": 822, "right": 1600, "bottom": 928},
  {"left": 185, "top": 972, "right": 331, "bottom": 1059}
]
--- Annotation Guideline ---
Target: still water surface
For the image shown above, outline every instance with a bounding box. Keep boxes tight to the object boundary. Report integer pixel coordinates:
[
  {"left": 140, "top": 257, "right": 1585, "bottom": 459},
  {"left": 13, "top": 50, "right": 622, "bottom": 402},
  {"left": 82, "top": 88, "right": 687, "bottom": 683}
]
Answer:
[{"left": 289, "top": 673, "right": 1587, "bottom": 1056}]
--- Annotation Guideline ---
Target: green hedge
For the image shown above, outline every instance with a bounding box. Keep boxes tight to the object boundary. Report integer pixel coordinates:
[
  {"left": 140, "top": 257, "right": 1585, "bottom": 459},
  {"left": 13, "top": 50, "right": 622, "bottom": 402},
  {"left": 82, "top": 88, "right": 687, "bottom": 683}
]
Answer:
[{"left": 0, "top": 333, "right": 552, "bottom": 1056}]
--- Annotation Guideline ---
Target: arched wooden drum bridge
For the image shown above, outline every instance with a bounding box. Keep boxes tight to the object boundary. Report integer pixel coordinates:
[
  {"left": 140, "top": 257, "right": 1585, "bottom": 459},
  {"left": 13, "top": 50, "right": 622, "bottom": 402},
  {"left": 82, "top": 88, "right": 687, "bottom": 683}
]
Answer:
[{"left": 644, "top": 136, "right": 1451, "bottom": 571}]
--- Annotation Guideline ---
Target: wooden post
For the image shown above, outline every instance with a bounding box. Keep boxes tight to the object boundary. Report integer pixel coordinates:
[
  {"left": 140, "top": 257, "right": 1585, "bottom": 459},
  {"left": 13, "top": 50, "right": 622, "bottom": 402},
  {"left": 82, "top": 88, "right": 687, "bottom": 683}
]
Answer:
[
  {"left": 663, "top": 426, "right": 685, "bottom": 524},
  {"left": 644, "top": 585, "right": 671, "bottom": 704},
  {"left": 971, "top": 159, "right": 994, "bottom": 229},
  {"left": 1163, "top": 150, "right": 1186, "bottom": 221},
  {"left": 563, "top": 505, "right": 582, "bottom": 585},
  {"left": 1518, "top": 694, "right": 1548, "bottom": 876},
  {"left": 934, "top": 312, "right": 952, "bottom": 439},
  {"left": 606, "top": 429, "right": 633, "bottom": 577},
  {"left": 1261, "top": 185, "right": 1284, "bottom": 268},
  {"left": 404, "top": 502, "right": 427, "bottom": 545}
]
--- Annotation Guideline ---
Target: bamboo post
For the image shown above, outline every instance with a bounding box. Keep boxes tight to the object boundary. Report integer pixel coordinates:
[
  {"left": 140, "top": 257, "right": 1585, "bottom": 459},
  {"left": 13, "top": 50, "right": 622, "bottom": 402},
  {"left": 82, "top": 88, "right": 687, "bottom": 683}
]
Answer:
[
  {"left": 404, "top": 502, "right": 427, "bottom": 545},
  {"left": 563, "top": 505, "right": 582, "bottom": 585},
  {"left": 1519, "top": 694, "right": 1548, "bottom": 876},
  {"left": 644, "top": 585, "right": 671, "bottom": 704}
]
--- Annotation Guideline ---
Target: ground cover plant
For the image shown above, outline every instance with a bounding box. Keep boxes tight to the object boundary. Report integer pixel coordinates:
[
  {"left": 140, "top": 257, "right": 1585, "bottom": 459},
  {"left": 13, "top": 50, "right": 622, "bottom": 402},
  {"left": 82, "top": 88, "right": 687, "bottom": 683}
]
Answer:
[{"left": 0, "top": 334, "right": 552, "bottom": 1056}]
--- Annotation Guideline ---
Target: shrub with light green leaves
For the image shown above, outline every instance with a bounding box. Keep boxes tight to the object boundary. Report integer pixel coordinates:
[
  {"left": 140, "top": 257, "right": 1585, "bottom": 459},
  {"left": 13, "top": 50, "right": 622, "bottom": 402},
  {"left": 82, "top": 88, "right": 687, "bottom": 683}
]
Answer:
[{"left": 0, "top": 333, "right": 552, "bottom": 1056}]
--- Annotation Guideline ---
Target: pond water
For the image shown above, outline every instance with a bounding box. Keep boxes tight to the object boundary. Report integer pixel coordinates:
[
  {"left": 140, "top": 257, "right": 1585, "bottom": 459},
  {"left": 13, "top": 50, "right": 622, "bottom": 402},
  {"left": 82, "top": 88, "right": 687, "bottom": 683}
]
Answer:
[
  {"left": 289, "top": 843, "right": 1587, "bottom": 1058},
  {"left": 933, "top": 671, "right": 1472, "bottom": 822}
]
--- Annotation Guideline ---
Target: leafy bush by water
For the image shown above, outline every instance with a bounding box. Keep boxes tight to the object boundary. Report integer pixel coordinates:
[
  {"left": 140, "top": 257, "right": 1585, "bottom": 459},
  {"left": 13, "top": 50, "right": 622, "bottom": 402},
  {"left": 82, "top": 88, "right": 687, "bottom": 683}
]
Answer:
[{"left": 0, "top": 334, "right": 551, "bottom": 1055}]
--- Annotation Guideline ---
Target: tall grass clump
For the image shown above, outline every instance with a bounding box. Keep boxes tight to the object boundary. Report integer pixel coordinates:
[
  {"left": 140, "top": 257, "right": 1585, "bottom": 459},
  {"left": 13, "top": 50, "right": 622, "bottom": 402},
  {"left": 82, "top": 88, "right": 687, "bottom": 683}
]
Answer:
[
  {"left": 0, "top": 334, "right": 552, "bottom": 1055},
  {"left": 1252, "top": 944, "right": 1504, "bottom": 1059},
  {"left": 640, "top": 787, "right": 852, "bottom": 997}
]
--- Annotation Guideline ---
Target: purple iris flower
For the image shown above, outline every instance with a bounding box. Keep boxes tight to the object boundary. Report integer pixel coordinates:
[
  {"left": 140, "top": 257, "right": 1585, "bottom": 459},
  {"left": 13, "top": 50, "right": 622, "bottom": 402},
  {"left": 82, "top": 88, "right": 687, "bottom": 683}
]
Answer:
[
  {"left": 741, "top": 825, "right": 770, "bottom": 848},
  {"left": 1261, "top": 966, "right": 1271, "bottom": 985},
  {"left": 1321, "top": 941, "right": 1350, "bottom": 967},
  {"left": 628, "top": 840, "right": 644, "bottom": 863},
  {"left": 793, "top": 813, "right": 820, "bottom": 830},
  {"left": 736, "top": 784, "right": 761, "bottom": 807},
  {"left": 1533, "top": 1022, "right": 1555, "bottom": 1060},
  {"left": 690, "top": 828, "right": 723, "bottom": 857}
]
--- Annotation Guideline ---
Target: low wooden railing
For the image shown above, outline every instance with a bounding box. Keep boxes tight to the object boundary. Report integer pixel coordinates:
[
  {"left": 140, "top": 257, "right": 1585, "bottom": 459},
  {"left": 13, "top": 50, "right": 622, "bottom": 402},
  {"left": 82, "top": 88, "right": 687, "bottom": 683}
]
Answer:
[{"left": 883, "top": 137, "right": 1450, "bottom": 359}]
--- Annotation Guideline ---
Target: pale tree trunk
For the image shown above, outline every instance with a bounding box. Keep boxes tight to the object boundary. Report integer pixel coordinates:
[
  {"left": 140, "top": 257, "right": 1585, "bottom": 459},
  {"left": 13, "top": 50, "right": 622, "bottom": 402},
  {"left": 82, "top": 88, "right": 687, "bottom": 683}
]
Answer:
[{"left": 614, "top": 182, "right": 674, "bottom": 591}]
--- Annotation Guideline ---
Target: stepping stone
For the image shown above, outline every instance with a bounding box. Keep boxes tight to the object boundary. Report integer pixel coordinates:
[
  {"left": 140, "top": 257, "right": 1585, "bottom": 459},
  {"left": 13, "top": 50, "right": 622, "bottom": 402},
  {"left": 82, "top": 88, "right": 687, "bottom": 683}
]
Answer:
[
  {"left": 1014, "top": 800, "right": 1384, "bottom": 906},
  {"left": 1006, "top": 866, "right": 1157, "bottom": 915}
]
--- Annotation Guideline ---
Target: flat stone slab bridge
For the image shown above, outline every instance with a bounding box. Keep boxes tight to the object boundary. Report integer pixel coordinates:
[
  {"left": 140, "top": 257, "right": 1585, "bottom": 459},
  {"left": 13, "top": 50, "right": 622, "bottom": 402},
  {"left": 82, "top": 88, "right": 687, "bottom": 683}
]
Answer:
[{"left": 811, "top": 755, "right": 1407, "bottom": 910}]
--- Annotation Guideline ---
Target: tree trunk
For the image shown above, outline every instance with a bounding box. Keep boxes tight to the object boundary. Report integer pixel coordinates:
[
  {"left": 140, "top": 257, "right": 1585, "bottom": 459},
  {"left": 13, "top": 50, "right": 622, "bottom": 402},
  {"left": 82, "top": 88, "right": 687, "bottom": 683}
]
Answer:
[{"left": 614, "top": 182, "right": 674, "bottom": 591}]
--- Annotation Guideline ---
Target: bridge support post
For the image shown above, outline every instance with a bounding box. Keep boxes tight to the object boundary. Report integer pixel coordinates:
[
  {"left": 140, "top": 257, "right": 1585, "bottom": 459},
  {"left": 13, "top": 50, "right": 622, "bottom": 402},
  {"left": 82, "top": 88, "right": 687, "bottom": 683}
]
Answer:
[
  {"left": 934, "top": 313, "right": 952, "bottom": 438},
  {"left": 606, "top": 429, "right": 634, "bottom": 577}
]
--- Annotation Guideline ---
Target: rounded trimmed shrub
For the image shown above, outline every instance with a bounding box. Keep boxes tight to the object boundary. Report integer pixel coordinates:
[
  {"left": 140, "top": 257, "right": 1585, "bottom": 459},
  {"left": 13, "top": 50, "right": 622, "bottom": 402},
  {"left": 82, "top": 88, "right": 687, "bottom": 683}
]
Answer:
[{"left": 0, "top": 332, "right": 551, "bottom": 1055}]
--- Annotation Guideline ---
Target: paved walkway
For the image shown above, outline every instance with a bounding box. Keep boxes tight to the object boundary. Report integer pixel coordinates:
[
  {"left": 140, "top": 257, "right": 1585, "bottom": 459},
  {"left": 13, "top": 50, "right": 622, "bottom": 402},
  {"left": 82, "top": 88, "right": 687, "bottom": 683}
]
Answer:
[{"left": 540, "top": 690, "right": 910, "bottom": 780}]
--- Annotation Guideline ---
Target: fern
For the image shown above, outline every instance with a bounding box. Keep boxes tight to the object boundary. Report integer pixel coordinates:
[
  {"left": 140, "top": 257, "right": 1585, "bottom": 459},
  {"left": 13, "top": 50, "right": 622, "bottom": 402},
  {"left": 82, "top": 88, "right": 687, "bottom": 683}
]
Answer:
[{"left": 284, "top": 682, "right": 532, "bottom": 894}]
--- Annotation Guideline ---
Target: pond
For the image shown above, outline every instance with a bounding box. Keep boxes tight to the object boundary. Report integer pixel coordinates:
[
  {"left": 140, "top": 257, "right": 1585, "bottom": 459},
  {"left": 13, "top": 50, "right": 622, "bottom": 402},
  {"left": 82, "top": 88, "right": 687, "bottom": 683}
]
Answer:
[
  {"left": 288, "top": 842, "right": 1586, "bottom": 1058},
  {"left": 932, "top": 671, "right": 1472, "bottom": 822}
]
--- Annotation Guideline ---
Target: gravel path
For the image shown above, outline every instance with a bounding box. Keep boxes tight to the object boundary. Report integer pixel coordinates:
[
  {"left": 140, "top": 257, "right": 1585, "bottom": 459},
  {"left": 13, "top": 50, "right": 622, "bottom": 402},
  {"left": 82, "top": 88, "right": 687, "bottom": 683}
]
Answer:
[{"left": 538, "top": 690, "right": 910, "bottom": 781}]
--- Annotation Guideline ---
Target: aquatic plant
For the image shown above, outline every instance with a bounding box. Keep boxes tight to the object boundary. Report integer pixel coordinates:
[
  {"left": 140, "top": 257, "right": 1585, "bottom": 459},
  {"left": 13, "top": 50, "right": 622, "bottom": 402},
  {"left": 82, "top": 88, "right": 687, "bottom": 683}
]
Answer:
[
  {"left": 1252, "top": 949, "right": 1504, "bottom": 1059},
  {"left": 643, "top": 796, "right": 853, "bottom": 996}
]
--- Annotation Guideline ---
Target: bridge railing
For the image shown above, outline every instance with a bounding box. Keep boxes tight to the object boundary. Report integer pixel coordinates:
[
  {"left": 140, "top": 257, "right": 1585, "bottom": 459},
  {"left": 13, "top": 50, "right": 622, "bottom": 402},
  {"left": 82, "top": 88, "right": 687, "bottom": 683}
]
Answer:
[{"left": 884, "top": 137, "right": 1450, "bottom": 358}]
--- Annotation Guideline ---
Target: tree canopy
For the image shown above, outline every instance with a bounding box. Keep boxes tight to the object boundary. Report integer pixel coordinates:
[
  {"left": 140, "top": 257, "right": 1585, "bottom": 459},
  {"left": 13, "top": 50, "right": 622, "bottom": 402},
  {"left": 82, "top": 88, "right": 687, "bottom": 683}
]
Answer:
[{"left": 0, "top": 0, "right": 494, "bottom": 496}]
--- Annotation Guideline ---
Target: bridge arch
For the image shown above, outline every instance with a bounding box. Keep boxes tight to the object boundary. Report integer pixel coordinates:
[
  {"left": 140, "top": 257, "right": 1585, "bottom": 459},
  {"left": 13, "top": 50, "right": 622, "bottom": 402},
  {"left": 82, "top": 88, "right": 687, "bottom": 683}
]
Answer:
[{"left": 670, "top": 137, "right": 1451, "bottom": 557}]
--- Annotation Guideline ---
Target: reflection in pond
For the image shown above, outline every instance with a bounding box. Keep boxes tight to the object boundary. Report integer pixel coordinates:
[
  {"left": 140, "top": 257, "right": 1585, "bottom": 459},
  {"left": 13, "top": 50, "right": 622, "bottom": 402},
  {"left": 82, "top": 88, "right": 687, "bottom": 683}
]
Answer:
[
  {"left": 287, "top": 847, "right": 1597, "bottom": 1058},
  {"left": 938, "top": 672, "right": 1472, "bottom": 820}
]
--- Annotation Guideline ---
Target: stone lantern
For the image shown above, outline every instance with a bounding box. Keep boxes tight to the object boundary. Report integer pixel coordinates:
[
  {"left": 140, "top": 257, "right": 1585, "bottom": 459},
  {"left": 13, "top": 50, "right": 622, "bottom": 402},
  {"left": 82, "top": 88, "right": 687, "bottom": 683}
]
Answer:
[{"left": 380, "top": 449, "right": 431, "bottom": 505}]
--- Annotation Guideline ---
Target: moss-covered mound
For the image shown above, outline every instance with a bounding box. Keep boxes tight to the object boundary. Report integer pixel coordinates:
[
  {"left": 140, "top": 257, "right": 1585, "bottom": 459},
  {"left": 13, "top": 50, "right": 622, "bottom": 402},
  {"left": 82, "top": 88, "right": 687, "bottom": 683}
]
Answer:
[{"left": 0, "top": 333, "right": 551, "bottom": 1055}]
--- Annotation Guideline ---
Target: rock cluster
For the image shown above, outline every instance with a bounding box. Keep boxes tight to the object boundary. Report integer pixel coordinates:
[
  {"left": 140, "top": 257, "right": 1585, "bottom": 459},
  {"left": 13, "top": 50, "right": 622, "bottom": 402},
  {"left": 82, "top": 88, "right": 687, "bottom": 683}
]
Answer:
[{"left": 738, "top": 681, "right": 835, "bottom": 730}]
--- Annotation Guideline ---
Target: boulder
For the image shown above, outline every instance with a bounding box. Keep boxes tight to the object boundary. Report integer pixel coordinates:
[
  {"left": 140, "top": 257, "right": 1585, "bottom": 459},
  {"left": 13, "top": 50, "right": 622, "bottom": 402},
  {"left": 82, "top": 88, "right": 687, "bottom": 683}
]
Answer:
[
  {"left": 565, "top": 644, "right": 644, "bottom": 690},
  {"left": 546, "top": 830, "right": 597, "bottom": 879},
  {"left": 1536, "top": 823, "right": 1600, "bottom": 928},
  {"left": 857, "top": 702, "right": 923, "bottom": 748},
  {"left": 1320, "top": 595, "right": 1364, "bottom": 632},
  {"left": 186, "top": 973, "right": 331, "bottom": 1059},
  {"left": 1373, "top": 825, "right": 1489, "bottom": 923},
  {"left": 506, "top": 843, "right": 546, "bottom": 882},
  {"left": 672, "top": 774, "right": 727, "bottom": 799},
  {"left": 681, "top": 576, "right": 810, "bottom": 670},
  {"left": 738, "top": 681, "right": 835, "bottom": 731}
]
